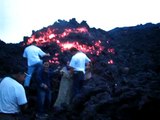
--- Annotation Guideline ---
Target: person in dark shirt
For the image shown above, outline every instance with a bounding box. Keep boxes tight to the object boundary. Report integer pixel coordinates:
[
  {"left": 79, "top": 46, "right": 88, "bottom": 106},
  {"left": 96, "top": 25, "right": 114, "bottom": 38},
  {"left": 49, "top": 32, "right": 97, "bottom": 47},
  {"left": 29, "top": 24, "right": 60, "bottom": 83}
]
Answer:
[{"left": 35, "top": 58, "right": 53, "bottom": 119}]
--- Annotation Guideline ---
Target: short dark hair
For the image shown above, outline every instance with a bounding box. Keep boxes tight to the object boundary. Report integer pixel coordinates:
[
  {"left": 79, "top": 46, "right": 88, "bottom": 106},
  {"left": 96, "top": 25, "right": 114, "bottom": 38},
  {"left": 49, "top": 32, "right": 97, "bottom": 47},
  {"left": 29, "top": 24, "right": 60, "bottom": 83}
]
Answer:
[
  {"left": 42, "top": 56, "right": 50, "bottom": 63},
  {"left": 32, "top": 41, "right": 37, "bottom": 45},
  {"left": 10, "top": 65, "right": 26, "bottom": 74},
  {"left": 70, "top": 47, "right": 78, "bottom": 52}
]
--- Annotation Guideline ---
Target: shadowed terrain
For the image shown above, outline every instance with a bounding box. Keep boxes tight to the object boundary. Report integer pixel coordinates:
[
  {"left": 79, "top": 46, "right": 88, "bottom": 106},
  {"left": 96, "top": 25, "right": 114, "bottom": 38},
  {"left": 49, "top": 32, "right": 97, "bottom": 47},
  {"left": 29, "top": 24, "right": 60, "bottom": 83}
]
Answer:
[{"left": 0, "top": 19, "right": 160, "bottom": 120}]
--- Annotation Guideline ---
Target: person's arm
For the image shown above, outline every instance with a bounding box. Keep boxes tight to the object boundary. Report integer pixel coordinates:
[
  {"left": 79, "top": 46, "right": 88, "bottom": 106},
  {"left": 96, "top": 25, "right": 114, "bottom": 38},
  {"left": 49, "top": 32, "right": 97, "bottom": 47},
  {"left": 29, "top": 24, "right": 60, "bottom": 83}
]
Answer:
[
  {"left": 86, "top": 62, "right": 91, "bottom": 69},
  {"left": 23, "top": 49, "right": 27, "bottom": 58},
  {"left": 19, "top": 103, "right": 28, "bottom": 113},
  {"left": 44, "top": 53, "right": 50, "bottom": 56},
  {"left": 37, "top": 67, "right": 44, "bottom": 87},
  {"left": 16, "top": 85, "right": 28, "bottom": 113},
  {"left": 68, "top": 57, "right": 76, "bottom": 74},
  {"left": 38, "top": 47, "right": 50, "bottom": 57},
  {"left": 68, "top": 66, "right": 74, "bottom": 74}
]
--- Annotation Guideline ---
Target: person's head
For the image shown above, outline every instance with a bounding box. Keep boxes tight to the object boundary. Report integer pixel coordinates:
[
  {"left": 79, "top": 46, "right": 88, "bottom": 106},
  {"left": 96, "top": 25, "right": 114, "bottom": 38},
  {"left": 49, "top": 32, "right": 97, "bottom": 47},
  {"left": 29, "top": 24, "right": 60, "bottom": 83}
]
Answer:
[
  {"left": 43, "top": 61, "right": 50, "bottom": 68},
  {"left": 10, "top": 65, "right": 27, "bottom": 83},
  {"left": 70, "top": 47, "right": 78, "bottom": 55},
  {"left": 31, "top": 41, "right": 37, "bottom": 45},
  {"left": 42, "top": 57, "right": 50, "bottom": 70}
]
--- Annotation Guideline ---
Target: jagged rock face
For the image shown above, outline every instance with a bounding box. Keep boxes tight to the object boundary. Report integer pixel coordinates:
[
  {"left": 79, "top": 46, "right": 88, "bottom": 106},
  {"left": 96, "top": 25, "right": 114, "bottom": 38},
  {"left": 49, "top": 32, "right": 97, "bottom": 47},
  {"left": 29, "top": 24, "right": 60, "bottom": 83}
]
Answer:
[{"left": 0, "top": 19, "right": 160, "bottom": 120}]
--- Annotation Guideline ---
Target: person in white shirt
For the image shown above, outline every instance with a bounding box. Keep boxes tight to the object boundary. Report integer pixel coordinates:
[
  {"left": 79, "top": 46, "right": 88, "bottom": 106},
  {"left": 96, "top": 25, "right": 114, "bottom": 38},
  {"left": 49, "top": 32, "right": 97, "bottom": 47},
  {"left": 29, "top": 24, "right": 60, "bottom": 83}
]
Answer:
[
  {"left": 69, "top": 47, "right": 91, "bottom": 100},
  {"left": 0, "top": 65, "right": 28, "bottom": 120},
  {"left": 23, "top": 41, "right": 50, "bottom": 87}
]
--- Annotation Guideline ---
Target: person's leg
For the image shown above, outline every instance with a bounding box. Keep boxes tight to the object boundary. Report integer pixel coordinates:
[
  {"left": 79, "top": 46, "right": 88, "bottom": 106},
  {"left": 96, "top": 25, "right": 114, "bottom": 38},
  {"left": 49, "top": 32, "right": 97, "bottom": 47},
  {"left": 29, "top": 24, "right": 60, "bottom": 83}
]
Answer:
[
  {"left": 77, "top": 72, "right": 85, "bottom": 95},
  {"left": 35, "top": 62, "right": 43, "bottom": 81},
  {"left": 72, "top": 72, "right": 78, "bottom": 99},
  {"left": 37, "top": 90, "right": 45, "bottom": 113},
  {"left": 24, "top": 65, "right": 35, "bottom": 87},
  {"left": 72, "top": 71, "right": 84, "bottom": 99},
  {"left": 45, "top": 90, "right": 52, "bottom": 113},
  {"left": 0, "top": 114, "right": 16, "bottom": 120},
  {"left": 24, "top": 62, "right": 42, "bottom": 87}
]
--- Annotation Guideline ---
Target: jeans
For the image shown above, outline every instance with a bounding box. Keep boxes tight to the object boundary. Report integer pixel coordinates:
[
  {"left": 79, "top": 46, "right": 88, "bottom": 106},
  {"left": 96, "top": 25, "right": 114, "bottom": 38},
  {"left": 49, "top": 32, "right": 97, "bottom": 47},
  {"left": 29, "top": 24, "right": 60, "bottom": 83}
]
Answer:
[
  {"left": 24, "top": 62, "right": 42, "bottom": 87},
  {"left": 37, "top": 89, "right": 52, "bottom": 114}
]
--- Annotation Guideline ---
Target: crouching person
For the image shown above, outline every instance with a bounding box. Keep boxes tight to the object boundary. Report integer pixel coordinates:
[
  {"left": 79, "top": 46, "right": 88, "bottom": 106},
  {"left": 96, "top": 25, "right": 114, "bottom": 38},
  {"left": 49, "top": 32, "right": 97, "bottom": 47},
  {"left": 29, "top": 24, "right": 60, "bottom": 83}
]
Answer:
[{"left": 0, "top": 65, "right": 28, "bottom": 120}]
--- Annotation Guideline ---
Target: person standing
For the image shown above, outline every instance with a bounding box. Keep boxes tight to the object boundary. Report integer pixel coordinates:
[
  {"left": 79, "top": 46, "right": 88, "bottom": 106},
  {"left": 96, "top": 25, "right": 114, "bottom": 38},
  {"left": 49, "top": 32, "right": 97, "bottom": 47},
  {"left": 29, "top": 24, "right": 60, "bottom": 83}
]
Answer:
[
  {"left": 0, "top": 65, "right": 28, "bottom": 120},
  {"left": 54, "top": 61, "right": 73, "bottom": 111},
  {"left": 23, "top": 41, "right": 50, "bottom": 87},
  {"left": 69, "top": 47, "right": 91, "bottom": 100},
  {"left": 35, "top": 58, "right": 53, "bottom": 119}
]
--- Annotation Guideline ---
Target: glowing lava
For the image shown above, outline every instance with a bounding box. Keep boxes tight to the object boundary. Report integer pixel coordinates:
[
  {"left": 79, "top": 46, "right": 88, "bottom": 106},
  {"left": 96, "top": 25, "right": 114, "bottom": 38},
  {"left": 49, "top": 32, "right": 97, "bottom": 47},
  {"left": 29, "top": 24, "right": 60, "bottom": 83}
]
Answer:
[{"left": 23, "top": 27, "right": 114, "bottom": 65}]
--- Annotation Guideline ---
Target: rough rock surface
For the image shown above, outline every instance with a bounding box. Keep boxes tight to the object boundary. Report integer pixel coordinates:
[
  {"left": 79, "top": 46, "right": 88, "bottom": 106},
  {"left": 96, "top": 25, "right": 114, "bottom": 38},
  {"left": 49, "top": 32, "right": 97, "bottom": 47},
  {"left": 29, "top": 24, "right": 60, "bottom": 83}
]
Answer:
[{"left": 0, "top": 19, "right": 160, "bottom": 120}]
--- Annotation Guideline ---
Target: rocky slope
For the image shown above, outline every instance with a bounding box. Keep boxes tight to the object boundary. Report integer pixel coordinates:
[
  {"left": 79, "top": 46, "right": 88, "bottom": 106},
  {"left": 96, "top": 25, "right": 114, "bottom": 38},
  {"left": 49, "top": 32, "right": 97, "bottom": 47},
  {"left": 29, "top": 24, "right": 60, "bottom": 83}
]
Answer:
[{"left": 0, "top": 19, "right": 160, "bottom": 120}]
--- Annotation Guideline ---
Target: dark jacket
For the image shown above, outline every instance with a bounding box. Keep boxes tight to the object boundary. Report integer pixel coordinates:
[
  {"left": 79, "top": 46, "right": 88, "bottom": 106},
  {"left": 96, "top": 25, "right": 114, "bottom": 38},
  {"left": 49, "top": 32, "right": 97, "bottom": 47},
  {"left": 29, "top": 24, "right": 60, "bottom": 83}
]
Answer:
[{"left": 36, "top": 66, "right": 53, "bottom": 91}]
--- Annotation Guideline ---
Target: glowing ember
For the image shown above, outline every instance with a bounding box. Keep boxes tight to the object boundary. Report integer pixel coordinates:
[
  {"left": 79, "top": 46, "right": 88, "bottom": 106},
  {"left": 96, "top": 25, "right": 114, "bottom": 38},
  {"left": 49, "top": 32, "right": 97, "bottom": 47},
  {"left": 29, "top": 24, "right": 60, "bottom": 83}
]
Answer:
[
  {"left": 49, "top": 34, "right": 55, "bottom": 39},
  {"left": 108, "top": 59, "right": 114, "bottom": 64},
  {"left": 55, "top": 53, "right": 59, "bottom": 56},
  {"left": 61, "top": 42, "right": 74, "bottom": 50},
  {"left": 76, "top": 27, "right": 88, "bottom": 33},
  {"left": 107, "top": 48, "right": 115, "bottom": 54}
]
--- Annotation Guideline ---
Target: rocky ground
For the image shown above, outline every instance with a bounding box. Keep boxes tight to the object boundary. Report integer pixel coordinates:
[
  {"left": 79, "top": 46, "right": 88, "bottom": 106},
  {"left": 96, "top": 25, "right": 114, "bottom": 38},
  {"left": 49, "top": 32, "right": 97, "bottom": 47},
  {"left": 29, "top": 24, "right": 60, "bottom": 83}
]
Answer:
[{"left": 0, "top": 19, "right": 160, "bottom": 120}]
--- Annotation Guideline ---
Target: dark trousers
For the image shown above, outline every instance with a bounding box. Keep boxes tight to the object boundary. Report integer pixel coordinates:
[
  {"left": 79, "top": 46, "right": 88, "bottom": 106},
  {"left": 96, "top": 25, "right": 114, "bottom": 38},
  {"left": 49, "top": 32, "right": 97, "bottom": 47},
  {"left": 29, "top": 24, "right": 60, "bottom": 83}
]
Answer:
[
  {"left": 37, "top": 89, "right": 52, "bottom": 114},
  {"left": 72, "top": 71, "right": 84, "bottom": 99},
  {"left": 0, "top": 113, "right": 20, "bottom": 120}
]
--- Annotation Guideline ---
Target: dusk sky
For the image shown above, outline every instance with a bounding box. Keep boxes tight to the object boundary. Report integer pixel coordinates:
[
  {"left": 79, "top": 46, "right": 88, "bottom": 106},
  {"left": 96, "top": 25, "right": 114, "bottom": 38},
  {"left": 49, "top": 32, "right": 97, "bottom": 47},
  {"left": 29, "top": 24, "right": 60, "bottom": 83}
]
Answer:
[{"left": 0, "top": 0, "right": 159, "bottom": 43}]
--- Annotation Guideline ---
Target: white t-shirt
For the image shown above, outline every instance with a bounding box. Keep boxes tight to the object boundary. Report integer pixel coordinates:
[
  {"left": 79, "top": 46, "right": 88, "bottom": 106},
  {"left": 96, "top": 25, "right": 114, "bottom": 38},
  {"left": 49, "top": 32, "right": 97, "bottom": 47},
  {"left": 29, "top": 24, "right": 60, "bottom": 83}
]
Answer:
[
  {"left": 0, "top": 77, "right": 27, "bottom": 113},
  {"left": 23, "top": 45, "right": 46, "bottom": 66},
  {"left": 69, "top": 52, "right": 91, "bottom": 74}
]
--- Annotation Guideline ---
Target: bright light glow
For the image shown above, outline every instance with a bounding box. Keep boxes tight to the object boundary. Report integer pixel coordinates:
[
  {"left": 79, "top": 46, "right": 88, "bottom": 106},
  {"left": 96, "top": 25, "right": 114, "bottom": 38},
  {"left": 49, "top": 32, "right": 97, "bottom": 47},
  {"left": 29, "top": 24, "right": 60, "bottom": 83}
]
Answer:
[
  {"left": 21, "top": 26, "right": 117, "bottom": 65},
  {"left": 0, "top": 0, "right": 159, "bottom": 43}
]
